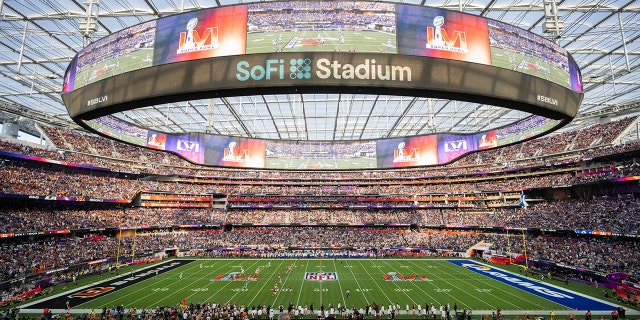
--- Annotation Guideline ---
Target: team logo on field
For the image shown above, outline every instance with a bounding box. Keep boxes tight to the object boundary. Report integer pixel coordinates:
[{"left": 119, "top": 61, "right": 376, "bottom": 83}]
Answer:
[
  {"left": 305, "top": 272, "right": 338, "bottom": 282},
  {"left": 68, "top": 287, "right": 114, "bottom": 298},
  {"left": 383, "top": 272, "right": 432, "bottom": 282},
  {"left": 461, "top": 263, "right": 491, "bottom": 271},
  {"left": 211, "top": 272, "right": 259, "bottom": 282}
]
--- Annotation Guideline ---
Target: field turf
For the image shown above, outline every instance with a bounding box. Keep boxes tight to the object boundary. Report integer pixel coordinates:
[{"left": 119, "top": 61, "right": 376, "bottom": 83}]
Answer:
[{"left": 19, "top": 258, "right": 634, "bottom": 318}]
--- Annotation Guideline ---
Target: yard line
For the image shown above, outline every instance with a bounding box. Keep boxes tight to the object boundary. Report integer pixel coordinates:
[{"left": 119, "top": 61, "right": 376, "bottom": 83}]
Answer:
[
  {"left": 219, "top": 260, "right": 263, "bottom": 305},
  {"left": 370, "top": 260, "right": 419, "bottom": 306},
  {"left": 332, "top": 259, "right": 347, "bottom": 307},
  {"left": 247, "top": 259, "right": 287, "bottom": 307},
  {"left": 134, "top": 261, "right": 235, "bottom": 308},
  {"left": 270, "top": 259, "right": 298, "bottom": 306},
  {"left": 295, "top": 259, "right": 311, "bottom": 307},
  {"left": 74, "top": 259, "right": 222, "bottom": 309},
  {"left": 345, "top": 260, "right": 373, "bottom": 305}
]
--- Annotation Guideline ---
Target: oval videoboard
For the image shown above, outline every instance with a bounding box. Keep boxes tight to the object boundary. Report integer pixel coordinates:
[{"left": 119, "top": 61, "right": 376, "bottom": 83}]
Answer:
[{"left": 62, "top": 1, "right": 584, "bottom": 170}]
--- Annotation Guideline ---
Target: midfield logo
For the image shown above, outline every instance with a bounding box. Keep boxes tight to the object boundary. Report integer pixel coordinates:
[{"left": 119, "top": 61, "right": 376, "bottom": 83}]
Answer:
[
  {"left": 383, "top": 272, "right": 432, "bottom": 281},
  {"left": 211, "top": 272, "right": 259, "bottom": 282},
  {"left": 305, "top": 272, "right": 338, "bottom": 282}
]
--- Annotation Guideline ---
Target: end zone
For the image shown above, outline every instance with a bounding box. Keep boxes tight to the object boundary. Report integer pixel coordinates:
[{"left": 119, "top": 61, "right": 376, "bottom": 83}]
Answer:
[
  {"left": 447, "top": 259, "right": 618, "bottom": 312},
  {"left": 19, "top": 259, "right": 194, "bottom": 313}
]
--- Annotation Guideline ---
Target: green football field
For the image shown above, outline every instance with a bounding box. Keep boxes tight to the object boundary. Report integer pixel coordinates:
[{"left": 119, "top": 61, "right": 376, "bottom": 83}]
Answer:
[
  {"left": 247, "top": 29, "right": 397, "bottom": 54},
  {"left": 21, "top": 258, "right": 631, "bottom": 318}
]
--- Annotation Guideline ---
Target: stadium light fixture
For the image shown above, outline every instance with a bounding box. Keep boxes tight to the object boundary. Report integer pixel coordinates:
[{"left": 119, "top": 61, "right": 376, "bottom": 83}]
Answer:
[
  {"left": 542, "top": 0, "right": 563, "bottom": 36},
  {"left": 79, "top": 0, "right": 100, "bottom": 37}
]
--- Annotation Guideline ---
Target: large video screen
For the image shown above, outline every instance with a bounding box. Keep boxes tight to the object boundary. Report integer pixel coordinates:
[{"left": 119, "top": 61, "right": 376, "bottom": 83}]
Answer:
[
  {"left": 488, "top": 20, "right": 571, "bottom": 90},
  {"left": 396, "top": 5, "right": 491, "bottom": 65},
  {"left": 265, "top": 140, "right": 376, "bottom": 170},
  {"left": 73, "top": 20, "right": 156, "bottom": 89},
  {"left": 82, "top": 114, "right": 560, "bottom": 170},
  {"left": 147, "top": 131, "right": 206, "bottom": 164},
  {"left": 437, "top": 134, "right": 477, "bottom": 164},
  {"left": 246, "top": 2, "right": 396, "bottom": 54},
  {"left": 62, "top": 0, "right": 582, "bottom": 93},
  {"left": 153, "top": 6, "right": 248, "bottom": 64},
  {"left": 376, "top": 135, "right": 438, "bottom": 168},
  {"left": 495, "top": 115, "right": 562, "bottom": 146},
  {"left": 204, "top": 135, "right": 265, "bottom": 168},
  {"left": 84, "top": 115, "right": 148, "bottom": 146}
]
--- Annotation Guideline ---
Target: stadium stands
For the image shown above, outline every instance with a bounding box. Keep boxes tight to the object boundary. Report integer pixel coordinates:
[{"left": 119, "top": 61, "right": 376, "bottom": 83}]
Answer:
[{"left": 1, "top": 116, "right": 640, "bottom": 308}]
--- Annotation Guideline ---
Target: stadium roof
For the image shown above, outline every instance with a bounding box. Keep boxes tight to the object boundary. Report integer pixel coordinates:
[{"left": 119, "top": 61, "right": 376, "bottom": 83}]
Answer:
[{"left": 0, "top": 0, "right": 639, "bottom": 142}]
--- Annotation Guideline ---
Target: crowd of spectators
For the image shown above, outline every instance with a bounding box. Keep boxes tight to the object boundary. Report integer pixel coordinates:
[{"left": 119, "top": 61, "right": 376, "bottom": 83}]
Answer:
[
  {"left": 1, "top": 195, "right": 637, "bottom": 235},
  {"left": 0, "top": 207, "right": 226, "bottom": 233},
  {"left": 2, "top": 117, "right": 640, "bottom": 305},
  {"left": 1, "top": 227, "right": 637, "bottom": 285},
  {"left": 7, "top": 152, "right": 638, "bottom": 205},
  {"left": 496, "top": 199, "right": 640, "bottom": 234},
  {"left": 483, "top": 233, "right": 640, "bottom": 276},
  {"left": 0, "top": 156, "right": 622, "bottom": 200},
  {"left": 31, "top": 116, "right": 637, "bottom": 179},
  {"left": 0, "top": 164, "right": 139, "bottom": 199},
  {"left": 225, "top": 209, "right": 416, "bottom": 225}
]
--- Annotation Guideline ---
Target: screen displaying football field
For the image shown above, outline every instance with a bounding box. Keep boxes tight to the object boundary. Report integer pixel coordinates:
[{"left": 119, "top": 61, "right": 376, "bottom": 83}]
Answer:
[
  {"left": 490, "top": 47, "right": 570, "bottom": 89},
  {"left": 265, "top": 157, "right": 377, "bottom": 169},
  {"left": 21, "top": 259, "right": 625, "bottom": 317},
  {"left": 75, "top": 48, "right": 154, "bottom": 89},
  {"left": 247, "top": 29, "right": 397, "bottom": 54}
]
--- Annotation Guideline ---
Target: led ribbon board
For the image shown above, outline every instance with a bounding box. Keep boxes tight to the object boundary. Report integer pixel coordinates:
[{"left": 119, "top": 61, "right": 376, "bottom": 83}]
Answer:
[{"left": 62, "top": 1, "right": 583, "bottom": 170}]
